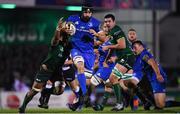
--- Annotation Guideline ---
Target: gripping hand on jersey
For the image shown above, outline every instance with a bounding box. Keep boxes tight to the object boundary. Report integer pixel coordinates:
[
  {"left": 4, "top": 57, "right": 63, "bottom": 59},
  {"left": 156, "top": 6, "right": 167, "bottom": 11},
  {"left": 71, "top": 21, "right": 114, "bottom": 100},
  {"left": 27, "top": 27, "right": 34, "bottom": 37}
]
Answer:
[{"left": 102, "top": 46, "right": 109, "bottom": 51}]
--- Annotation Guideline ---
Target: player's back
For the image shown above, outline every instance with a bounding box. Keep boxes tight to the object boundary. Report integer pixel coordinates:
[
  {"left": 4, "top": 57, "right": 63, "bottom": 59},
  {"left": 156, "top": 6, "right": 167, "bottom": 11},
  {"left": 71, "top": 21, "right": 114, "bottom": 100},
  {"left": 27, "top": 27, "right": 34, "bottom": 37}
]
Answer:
[{"left": 67, "top": 15, "right": 100, "bottom": 54}]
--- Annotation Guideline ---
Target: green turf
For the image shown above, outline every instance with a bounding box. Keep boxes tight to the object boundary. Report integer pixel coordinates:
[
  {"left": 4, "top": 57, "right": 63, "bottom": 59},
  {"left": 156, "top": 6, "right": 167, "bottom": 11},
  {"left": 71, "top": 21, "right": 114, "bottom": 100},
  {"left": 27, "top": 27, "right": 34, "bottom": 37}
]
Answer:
[{"left": 0, "top": 107, "right": 180, "bottom": 113}]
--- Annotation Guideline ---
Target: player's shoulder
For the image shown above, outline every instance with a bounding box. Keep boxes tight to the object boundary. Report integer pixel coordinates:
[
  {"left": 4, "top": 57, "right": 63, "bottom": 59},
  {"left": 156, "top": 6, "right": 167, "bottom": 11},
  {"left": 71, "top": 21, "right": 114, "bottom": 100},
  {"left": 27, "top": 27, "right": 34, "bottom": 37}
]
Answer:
[
  {"left": 141, "top": 49, "right": 153, "bottom": 59},
  {"left": 111, "top": 25, "right": 123, "bottom": 36},
  {"left": 114, "top": 25, "right": 122, "bottom": 30},
  {"left": 67, "top": 15, "right": 80, "bottom": 21},
  {"left": 90, "top": 17, "right": 101, "bottom": 24}
]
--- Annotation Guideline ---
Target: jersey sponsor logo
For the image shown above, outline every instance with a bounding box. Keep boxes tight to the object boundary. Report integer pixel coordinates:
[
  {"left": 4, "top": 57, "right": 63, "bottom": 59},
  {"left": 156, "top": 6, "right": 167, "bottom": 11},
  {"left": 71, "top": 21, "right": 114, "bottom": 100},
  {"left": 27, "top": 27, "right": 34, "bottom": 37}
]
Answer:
[
  {"left": 36, "top": 78, "right": 41, "bottom": 82},
  {"left": 80, "top": 26, "right": 85, "bottom": 29},
  {"left": 114, "top": 30, "right": 121, "bottom": 36},
  {"left": 58, "top": 53, "right": 63, "bottom": 57}
]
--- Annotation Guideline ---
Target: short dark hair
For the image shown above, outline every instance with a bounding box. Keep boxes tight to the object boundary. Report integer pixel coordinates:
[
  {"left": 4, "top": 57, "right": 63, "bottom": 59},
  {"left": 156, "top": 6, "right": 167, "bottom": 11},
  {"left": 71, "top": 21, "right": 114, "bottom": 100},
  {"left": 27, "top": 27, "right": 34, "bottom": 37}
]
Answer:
[
  {"left": 82, "top": 7, "right": 93, "bottom": 13},
  {"left": 132, "top": 40, "right": 144, "bottom": 47},
  {"left": 104, "top": 14, "right": 115, "bottom": 21},
  {"left": 128, "top": 28, "right": 136, "bottom": 32},
  {"left": 82, "top": 3, "right": 93, "bottom": 12}
]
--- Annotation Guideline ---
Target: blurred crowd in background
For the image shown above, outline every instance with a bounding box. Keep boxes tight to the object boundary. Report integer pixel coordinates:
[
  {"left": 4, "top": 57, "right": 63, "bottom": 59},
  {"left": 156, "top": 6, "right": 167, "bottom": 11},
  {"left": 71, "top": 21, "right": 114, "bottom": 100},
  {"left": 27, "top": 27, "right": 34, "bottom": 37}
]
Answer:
[
  {"left": 0, "top": 45, "right": 48, "bottom": 91},
  {"left": 36, "top": 0, "right": 171, "bottom": 9}
]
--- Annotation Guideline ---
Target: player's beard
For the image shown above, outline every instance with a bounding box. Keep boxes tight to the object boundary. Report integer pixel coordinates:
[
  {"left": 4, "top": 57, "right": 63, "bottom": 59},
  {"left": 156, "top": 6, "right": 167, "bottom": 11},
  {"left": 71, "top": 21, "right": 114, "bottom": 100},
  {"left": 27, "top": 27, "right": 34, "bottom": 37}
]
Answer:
[{"left": 81, "top": 16, "right": 90, "bottom": 22}]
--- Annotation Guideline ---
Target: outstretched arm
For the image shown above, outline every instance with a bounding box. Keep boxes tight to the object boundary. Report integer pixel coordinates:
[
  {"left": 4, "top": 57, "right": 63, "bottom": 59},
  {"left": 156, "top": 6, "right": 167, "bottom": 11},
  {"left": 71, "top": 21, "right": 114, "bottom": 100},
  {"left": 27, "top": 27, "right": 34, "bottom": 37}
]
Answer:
[{"left": 51, "top": 17, "right": 65, "bottom": 46}]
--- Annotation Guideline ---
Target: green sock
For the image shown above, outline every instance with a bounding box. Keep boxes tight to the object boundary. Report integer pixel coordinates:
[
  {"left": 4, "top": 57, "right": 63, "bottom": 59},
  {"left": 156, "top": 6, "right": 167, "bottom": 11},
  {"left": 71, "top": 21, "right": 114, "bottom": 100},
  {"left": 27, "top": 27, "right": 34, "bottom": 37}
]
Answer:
[
  {"left": 113, "top": 84, "right": 123, "bottom": 104},
  {"left": 101, "top": 91, "right": 111, "bottom": 106},
  {"left": 21, "top": 90, "right": 38, "bottom": 109}
]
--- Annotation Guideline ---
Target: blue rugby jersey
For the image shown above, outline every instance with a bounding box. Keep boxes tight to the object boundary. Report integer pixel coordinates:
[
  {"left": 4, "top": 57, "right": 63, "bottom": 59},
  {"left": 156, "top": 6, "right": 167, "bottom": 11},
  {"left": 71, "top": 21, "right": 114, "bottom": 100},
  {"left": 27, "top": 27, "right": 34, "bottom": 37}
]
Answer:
[{"left": 66, "top": 15, "right": 100, "bottom": 54}]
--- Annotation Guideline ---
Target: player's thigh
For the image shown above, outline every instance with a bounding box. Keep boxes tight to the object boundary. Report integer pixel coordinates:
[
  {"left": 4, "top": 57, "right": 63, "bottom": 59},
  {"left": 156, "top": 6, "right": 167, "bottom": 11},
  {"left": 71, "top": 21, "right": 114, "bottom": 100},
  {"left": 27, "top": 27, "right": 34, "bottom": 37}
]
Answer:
[
  {"left": 117, "top": 54, "right": 135, "bottom": 71},
  {"left": 34, "top": 68, "right": 52, "bottom": 90},
  {"left": 109, "top": 63, "right": 127, "bottom": 83},
  {"left": 71, "top": 49, "right": 85, "bottom": 69},
  {"left": 83, "top": 53, "right": 95, "bottom": 77},
  {"left": 32, "top": 81, "right": 45, "bottom": 91},
  {"left": 114, "top": 63, "right": 128, "bottom": 73}
]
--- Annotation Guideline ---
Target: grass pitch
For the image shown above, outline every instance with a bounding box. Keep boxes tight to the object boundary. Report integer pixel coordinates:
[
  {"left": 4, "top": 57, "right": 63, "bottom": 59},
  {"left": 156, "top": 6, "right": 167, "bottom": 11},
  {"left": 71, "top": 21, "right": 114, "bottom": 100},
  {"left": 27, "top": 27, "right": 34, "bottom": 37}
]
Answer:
[{"left": 0, "top": 106, "right": 180, "bottom": 113}]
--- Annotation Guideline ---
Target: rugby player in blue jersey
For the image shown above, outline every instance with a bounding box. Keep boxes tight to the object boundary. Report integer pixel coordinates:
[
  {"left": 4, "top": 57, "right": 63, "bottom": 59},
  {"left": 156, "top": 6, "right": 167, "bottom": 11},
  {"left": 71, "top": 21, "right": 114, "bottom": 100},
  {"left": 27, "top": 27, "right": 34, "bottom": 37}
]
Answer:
[
  {"left": 65, "top": 4, "right": 101, "bottom": 111},
  {"left": 132, "top": 40, "right": 166, "bottom": 109}
]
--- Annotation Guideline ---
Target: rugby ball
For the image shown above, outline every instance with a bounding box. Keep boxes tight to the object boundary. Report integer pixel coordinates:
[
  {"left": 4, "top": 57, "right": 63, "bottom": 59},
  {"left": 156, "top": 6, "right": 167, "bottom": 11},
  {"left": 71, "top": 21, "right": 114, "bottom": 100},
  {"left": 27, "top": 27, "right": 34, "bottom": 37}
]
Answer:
[{"left": 65, "top": 22, "right": 76, "bottom": 36}]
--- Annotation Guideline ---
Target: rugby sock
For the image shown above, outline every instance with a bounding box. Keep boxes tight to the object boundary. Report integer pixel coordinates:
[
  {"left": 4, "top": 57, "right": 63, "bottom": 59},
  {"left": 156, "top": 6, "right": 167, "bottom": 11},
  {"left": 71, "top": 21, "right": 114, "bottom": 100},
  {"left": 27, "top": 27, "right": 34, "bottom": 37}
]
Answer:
[
  {"left": 77, "top": 73, "right": 87, "bottom": 95},
  {"left": 73, "top": 86, "right": 80, "bottom": 98},
  {"left": 113, "top": 84, "right": 123, "bottom": 103},
  {"left": 101, "top": 91, "right": 111, "bottom": 106},
  {"left": 84, "top": 85, "right": 92, "bottom": 107},
  {"left": 20, "top": 90, "right": 38, "bottom": 109},
  {"left": 147, "top": 93, "right": 156, "bottom": 106},
  {"left": 134, "top": 86, "right": 148, "bottom": 105},
  {"left": 44, "top": 94, "right": 51, "bottom": 105},
  {"left": 41, "top": 88, "right": 52, "bottom": 104},
  {"left": 165, "top": 100, "right": 180, "bottom": 107}
]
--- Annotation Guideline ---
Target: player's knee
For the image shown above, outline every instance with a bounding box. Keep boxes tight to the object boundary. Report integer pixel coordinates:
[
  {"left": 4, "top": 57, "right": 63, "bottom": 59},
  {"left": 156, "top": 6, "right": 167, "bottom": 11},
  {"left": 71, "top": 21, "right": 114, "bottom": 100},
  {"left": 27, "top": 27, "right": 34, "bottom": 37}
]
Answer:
[
  {"left": 28, "top": 88, "right": 39, "bottom": 96},
  {"left": 90, "top": 76, "right": 101, "bottom": 86},
  {"left": 77, "top": 64, "right": 85, "bottom": 73},
  {"left": 109, "top": 74, "right": 118, "bottom": 84},
  {"left": 54, "top": 88, "right": 64, "bottom": 95},
  {"left": 53, "top": 81, "right": 66, "bottom": 95},
  {"left": 156, "top": 100, "right": 165, "bottom": 108},
  {"left": 32, "top": 82, "right": 43, "bottom": 92}
]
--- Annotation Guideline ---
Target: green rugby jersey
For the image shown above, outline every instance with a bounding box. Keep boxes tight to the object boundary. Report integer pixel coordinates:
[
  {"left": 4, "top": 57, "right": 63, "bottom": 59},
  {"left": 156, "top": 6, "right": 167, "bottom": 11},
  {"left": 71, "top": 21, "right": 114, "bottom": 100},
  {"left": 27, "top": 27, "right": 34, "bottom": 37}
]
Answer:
[
  {"left": 108, "top": 25, "right": 133, "bottom": 58},
  {"left": 42, "top": 41, "right": 71, "bottom": 72}
]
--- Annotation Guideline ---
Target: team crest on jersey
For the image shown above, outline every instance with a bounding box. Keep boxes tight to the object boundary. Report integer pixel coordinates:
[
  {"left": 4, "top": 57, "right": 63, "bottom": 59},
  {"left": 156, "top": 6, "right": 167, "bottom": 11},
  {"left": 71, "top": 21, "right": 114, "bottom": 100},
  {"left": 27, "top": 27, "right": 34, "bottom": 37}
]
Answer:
[
  {"left": 75, "top": 21, "right": 79, "bottom": 25},
  {"left": 97, "top": 73, "right": 101, "bottom": 76},
  {"left": 120, "top": 59, "right": 125, "bottom": 63},
  {"left": 88, "top": 22, "right": 93, "bottom": 27},
  {"left": 59, "top": 47, "right": 64, "bottom": 52}
]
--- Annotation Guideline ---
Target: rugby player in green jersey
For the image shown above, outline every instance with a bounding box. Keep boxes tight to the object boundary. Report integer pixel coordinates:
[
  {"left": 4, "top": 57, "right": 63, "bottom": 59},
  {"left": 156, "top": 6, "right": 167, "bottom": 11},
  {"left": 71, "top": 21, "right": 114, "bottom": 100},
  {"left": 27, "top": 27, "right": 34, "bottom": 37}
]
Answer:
[
  {"left": 19, "top": 18, "right": 72, "bottom": 113},
  {"left": 101, "top": 14, "right": 135, "bottom": 111}
]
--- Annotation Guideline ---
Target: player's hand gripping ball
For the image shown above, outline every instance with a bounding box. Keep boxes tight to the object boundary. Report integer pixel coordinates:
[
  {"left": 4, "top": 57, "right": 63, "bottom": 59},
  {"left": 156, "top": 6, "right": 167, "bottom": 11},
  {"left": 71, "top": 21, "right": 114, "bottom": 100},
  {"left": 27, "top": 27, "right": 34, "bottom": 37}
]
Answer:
[{"left": 64, "top": 22, "right": 76, "bottom": 36}]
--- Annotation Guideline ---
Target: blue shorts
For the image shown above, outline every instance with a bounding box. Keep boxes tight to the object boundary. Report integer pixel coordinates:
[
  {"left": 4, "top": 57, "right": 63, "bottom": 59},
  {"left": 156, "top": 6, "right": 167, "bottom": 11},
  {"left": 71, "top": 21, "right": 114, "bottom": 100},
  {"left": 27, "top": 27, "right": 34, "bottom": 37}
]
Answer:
[
  {"left": 71, "top": 48, "right": 95, "bottom": 73},
  {"left": 148, "top": 72, "right": 166, "bottom": 93},
  {"left": 94, "top": 66, "right": 113, "bottom": 81},
  {"left": 150, "top": 79, "right": 166, "bottom": 93},
  {"left": 133, "top": 71, "right": 144, "bottom": 82}
]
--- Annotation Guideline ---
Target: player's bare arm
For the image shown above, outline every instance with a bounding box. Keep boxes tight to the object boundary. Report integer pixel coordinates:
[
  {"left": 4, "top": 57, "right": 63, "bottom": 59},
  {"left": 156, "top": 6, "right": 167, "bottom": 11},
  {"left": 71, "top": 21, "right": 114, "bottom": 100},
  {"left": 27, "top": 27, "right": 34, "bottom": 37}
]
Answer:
[
  {"left": 51, "top": 17, "right": 65, "bottom": 46},
  {"left": 147, "top": 58, "right": 164, "bottom": 82},
  {"left": 102, "top": 37, "right": 126, "bottom": 51},
  {"left": 89, "top": 29, "right": 107, "bottom": 42}
]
